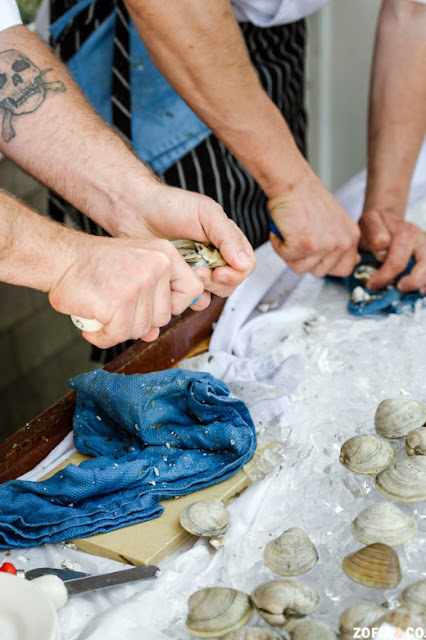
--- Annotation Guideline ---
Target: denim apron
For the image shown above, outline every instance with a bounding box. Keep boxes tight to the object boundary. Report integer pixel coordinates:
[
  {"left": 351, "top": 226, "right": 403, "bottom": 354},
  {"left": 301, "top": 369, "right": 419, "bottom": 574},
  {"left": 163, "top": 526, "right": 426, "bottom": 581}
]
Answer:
[{"left": 50, "top": 0, "right": 211, "bottom": 174}]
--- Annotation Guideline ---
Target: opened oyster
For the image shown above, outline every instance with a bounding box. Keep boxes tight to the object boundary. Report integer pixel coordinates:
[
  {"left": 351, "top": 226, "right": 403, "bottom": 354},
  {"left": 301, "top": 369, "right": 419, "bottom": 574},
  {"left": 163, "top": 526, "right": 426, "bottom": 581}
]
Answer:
[
  {"left": 400, "top": 578, "right": 426, "bottom": 609},
  {"left": 375, "top": 456, "right": 426, "bottom": 503},
  {"left": 342, "top": 543, "right": 401, "bottom": 589},
  {"left": 406, "top": 428, "right": 426, "bottom": 456},
  {"left": 339, "top": 604, "right": 386, "bottom": 640},
  {"left": 186, "top": 587, "right": 253, "bottom": 637},
  {"left": 180, "top": 499, "right": 230, "bottom": 537},
  {"left": 285, "top": 619, "right": 337, "bottom": 640},
  {"left": 350, "top": 501, "right": 417, "bottom": 546},
  {"left": 353, "top": 264, "right": 379, "bottom": 285},
  {"left": 250, "top": 579, "right": 321, "bottom": 626},
  {"left": 339, "top": 434, "right": 396, "bottom": 475},
  {"left": 375, "top": 399, "right": 426, "bottom": 439},
  {"left": 264, "top": 527, "right": 318, "bottom": 577},
  {"left": 173, "top": 239, "right": 227, "bottom": 269}
]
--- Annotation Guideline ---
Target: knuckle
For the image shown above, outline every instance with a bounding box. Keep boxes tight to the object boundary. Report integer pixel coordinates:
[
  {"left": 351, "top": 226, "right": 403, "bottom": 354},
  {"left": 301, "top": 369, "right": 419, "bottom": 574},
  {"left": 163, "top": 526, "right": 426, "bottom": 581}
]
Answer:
[{"left": 298, "top": 238, "right": 315, "bottom": 255}]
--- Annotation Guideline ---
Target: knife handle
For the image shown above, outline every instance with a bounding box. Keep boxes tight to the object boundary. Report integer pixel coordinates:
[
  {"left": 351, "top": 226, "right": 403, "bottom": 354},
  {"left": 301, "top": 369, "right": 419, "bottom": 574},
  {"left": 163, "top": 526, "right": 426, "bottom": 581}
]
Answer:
[
  {"left": 71, "top": 316, "right": 104, "bottom": 332},
  {"left": 71, "top": 293, "right": 202, "bottom": 333}
]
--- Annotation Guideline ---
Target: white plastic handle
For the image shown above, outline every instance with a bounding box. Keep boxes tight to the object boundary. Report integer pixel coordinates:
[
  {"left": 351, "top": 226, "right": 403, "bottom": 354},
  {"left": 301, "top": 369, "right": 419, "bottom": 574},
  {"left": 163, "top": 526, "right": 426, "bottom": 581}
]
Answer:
[{"left": 71, "top": 316, "right": 104, "bottom": 332}]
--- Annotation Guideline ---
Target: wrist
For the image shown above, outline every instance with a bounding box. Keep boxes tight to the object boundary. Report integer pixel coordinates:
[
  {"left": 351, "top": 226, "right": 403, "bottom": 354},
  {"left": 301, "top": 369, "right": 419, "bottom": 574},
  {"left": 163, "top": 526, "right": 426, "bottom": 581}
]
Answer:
[
  {"left": 81, "top": 156, "right": 162, "bottom": 238},
  {"left": 0, "top": 191, "right": 76, "bottom": 292}
]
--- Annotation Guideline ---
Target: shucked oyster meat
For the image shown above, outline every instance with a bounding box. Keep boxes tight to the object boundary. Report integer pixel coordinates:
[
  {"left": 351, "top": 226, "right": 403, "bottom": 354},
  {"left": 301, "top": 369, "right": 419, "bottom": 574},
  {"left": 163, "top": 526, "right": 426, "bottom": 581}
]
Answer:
[{"left": 172, "top": 239, "right": 227, "bottom": 269}]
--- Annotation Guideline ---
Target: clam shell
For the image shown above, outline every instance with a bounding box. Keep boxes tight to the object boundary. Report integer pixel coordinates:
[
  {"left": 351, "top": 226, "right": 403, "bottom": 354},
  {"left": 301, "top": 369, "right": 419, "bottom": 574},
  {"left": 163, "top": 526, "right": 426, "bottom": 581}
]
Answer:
[
  {"left": 372, "top": 605, "right": 426, "bottom": 634},
  {"left": 180, "top": 499, "right": 230, "bottom": 537},
  {"left": 339, "top": 435, "right": 397, "bottom": 475},
  {"left": 250, "top": 579, "right": 321, "bottom": 626},
  {"left": 350, "top": 501, "right": 417, "bottom": 546},
  {"left": 186, "top": 587, "right": 253, "bottom": 638},
  {"left": 172, "top": 239, "right": 227, "bottom": 269},
  {"left": 223, "top": 628, "right": 284, "bottom": 640},
  {"left": 406, "top": 428, "right": 426, "bottom": 456},
  {"left": 400, "top": 578, "right": 426, "bottom": 609},
  {"left": 342, "top": 543, "right": 402, "bottom": 589},
  {"left": 285, "top": 619, "right": 337, "bottom": 640},
  {"left": 264, "top": 528, "right": 318, "bottom": 577},
  {"left": 375, "top": 399, "right": 426, "bottom": 439},
  {"left": 339, "top": 604, "right": 386, "bottom": 640},
  {"left": 375, "top": 456, "right": 426, "bottom": 503}
]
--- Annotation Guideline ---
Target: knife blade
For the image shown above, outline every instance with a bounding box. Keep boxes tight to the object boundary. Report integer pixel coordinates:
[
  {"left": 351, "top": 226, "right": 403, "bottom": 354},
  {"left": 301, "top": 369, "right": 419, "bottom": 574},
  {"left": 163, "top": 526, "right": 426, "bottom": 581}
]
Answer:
[
  {"left": 63, "top": 564, "right": 159, "bottom": 596},
  {"left": 23, "top": 567, "right": 90, "bottom": 581}
]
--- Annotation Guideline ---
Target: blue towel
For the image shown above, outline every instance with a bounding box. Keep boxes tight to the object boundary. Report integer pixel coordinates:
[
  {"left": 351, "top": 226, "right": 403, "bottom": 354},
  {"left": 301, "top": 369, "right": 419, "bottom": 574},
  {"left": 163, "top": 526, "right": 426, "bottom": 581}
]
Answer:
[
  {"left": 343, "top": 252, "right": 425, "bottom": 315},
  {"left": 0, "top": 369, "right": 256, "bottom": 548}
]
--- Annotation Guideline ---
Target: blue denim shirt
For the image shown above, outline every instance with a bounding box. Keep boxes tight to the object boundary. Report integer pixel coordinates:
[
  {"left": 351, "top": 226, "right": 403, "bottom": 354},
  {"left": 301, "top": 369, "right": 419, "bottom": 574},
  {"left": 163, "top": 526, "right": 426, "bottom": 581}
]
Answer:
[{"left": 50, "top": 1, "right": 211, "bottom": 174}]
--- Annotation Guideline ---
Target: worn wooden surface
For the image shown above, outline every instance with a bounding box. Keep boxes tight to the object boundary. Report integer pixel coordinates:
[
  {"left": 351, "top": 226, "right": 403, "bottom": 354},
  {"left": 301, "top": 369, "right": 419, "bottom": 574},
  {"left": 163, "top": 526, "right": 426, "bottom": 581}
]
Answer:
[{"left": 0, "top": 296, "right": 226, "bottom": 483}]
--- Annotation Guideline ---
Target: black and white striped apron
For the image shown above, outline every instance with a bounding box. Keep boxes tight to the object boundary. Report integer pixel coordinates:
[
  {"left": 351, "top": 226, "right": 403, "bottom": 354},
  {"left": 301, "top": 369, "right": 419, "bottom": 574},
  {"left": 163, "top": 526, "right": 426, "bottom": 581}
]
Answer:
[{"left": 49, "top": 0, "right": 307, "bottom": 361}]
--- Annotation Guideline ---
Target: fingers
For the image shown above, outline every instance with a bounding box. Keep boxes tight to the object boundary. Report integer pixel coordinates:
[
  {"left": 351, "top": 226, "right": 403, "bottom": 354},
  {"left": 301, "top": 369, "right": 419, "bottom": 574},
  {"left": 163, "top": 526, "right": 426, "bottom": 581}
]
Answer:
[
  {"left": 50, "top": 236, "right": 207, "bottom": 350},
  {"left": 168, "top": 248, "right": 205, "bottom": 316},
  {"left": 268, "top": 174, "right": 361, "bottom": 278},
  {"left": 395, "top": 241, "right": 426, "bottom": 293},
  {"left": 196, "top": 201, "right": 256, "bottom": 293},
  {"left": 366, "top": 220, "right": 421, "bottom": 290},
  {"left": 270, "top": 227, "right": 360, "bottom": 278}
]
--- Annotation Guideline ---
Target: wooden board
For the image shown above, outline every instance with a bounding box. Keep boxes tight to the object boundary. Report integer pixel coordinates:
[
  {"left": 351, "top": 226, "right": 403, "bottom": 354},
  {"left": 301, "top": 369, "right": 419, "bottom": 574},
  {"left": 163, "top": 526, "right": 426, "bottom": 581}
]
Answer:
[{"left": 43, "top": 447, "right": 263, "bottom": 566}]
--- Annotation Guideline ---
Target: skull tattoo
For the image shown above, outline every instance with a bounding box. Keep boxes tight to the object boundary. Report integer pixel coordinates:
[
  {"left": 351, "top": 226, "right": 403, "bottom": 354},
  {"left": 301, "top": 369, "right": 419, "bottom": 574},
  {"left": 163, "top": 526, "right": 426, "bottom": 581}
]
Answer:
[{"left": 0, "top": 50, "right": 66, "bottom": 142}]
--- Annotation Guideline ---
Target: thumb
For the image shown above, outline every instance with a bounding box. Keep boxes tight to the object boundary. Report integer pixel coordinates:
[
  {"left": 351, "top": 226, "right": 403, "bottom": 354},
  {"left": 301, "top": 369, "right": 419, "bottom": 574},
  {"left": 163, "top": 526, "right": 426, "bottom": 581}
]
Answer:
[{"left": 359, "top": 210, "right": 392, "bottom": 261}]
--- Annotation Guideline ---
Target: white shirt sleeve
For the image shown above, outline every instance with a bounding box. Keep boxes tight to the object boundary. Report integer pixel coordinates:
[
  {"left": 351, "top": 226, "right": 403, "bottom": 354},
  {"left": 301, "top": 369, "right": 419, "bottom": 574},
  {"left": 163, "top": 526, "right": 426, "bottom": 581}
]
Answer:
[{"left": 0, "top": 0, "right": 23, "bottom": 33}]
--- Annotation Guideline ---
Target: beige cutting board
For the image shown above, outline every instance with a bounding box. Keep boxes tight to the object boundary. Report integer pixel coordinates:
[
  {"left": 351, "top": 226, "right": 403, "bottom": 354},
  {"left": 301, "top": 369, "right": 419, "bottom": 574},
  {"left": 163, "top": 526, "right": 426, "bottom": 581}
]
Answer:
[{"left": 43, "top": 448, "right": 265, "bottom": 567}]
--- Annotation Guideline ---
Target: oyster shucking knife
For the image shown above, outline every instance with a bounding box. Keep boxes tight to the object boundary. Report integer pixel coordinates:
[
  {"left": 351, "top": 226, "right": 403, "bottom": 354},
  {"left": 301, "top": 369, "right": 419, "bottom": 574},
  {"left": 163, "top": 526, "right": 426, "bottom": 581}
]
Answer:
[{"left": 71, "top": 239, "right": 227, "bottom": 332}]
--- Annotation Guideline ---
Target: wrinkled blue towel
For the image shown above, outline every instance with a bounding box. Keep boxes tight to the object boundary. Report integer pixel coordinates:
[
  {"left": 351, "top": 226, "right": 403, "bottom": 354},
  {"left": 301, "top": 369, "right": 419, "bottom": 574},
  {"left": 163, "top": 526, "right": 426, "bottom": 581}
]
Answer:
[
  {"left": 0, "top": 369, "right": 256, "bottom": 548},
  {"left": 343, "top": 252, "right": 425, "bottom": 315}
]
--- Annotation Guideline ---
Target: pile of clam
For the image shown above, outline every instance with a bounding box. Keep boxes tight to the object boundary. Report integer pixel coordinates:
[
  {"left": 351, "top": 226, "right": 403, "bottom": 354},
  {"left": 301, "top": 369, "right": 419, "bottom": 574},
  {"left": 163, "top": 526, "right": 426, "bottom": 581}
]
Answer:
[
  {"left": 180, "top": 397, "right": 426, "bottom": 638},
  {"left": 338, "top": 398, "right": 426, "bottom": 591},
  {"left": 184, "top": 522, "right": 337, "bottom": 638}
]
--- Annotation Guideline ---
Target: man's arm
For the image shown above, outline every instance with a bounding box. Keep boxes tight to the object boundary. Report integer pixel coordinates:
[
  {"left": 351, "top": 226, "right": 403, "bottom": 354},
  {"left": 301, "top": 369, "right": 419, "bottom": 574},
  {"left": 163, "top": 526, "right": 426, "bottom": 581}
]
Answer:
[
  {"left": 360, "top": 0, "right": 426, "bottom": 292},
  {"left": 124, "top": 0, "right": 360, "bottom": 278},
  {"left": 0, "top": 25, "right": 255, "bottom": 297},
  {"left": 0, "top": 188, "right": 206, "bottom": 348}
]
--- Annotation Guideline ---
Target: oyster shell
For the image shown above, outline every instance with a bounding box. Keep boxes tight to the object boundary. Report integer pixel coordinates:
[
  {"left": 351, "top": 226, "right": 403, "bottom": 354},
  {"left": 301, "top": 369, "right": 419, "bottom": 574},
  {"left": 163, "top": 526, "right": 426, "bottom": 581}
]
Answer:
[
  {"left": 350, "top": 501, "right": 417, "bottom": 546},
  {"left": 353, "top": 264, "right": 380, "bottom": 284},
  {"left": 223, "top": 628, "right": 284, "bottom": 640},
  {"left": 375, "top": 399, "right": 426, "bottom": 439},
  {"left": 339, "top": 604, "right": 386, "bottom": 640},
  {"left": 250, "top": 579, "right": 321, "bottom": 626},
  {"left": 400, "top": 578, "right": 426, "bottom": 609},
  {"left": 264, "top": 528, "right": 318, "bottom": 577},
  {"left": 406, "top": 428, "right": 426, "bottom": 456},
  {"left": 285, "top": 619, "right": 337, "bottom": 640},
  {"left": 339, "top": 435, "right": 396, "bottom": 475},
  {"left": 375, "top": 456, "right": 426, "bottom": 503},
  {"left": 172, "top": 239, "right": 227, "bottom": 269},
  {"left": 186, "top": 587, "right": 253, "bottom": 637},
  {"left": 180, "top": 499, "right": 230, "bottom": 537},
  {"left": 342, "top": 543, "right": 402, "bottom": 589}
]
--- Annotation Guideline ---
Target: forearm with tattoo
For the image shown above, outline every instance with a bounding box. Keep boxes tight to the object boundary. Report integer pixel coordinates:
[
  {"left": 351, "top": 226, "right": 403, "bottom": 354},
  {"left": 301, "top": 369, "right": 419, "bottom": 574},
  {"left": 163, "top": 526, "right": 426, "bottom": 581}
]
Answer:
[{"left": 0, "top": 49, "right": 66, "bottom": 142}]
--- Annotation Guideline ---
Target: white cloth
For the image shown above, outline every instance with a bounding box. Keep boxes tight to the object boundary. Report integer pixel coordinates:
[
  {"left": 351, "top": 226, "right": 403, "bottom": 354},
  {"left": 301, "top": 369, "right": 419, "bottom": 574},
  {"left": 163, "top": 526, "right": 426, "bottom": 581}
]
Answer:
[
  {"left": 0, "top": 0, "right": 22, "bottom": 32},
  {"left": 231, "top": 0, "right": 329, "bottom": 26},
  {"left": 231, "top": 0, "right": 425, "bottom": 27}
]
